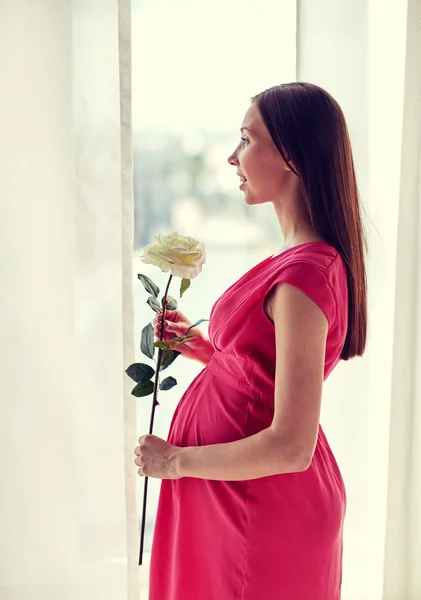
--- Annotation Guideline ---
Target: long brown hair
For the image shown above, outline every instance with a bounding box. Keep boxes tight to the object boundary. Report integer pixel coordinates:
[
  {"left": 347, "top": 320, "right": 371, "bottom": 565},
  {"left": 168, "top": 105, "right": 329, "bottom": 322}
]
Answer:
[{"left": 252, "top": 82, "right": 367, "bottom": 360}]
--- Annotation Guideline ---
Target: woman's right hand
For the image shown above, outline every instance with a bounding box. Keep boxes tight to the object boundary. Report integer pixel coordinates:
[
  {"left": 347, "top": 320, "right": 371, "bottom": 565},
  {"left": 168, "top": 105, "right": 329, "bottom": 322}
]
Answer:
[{"left": 153, "top": 309, "right": 213, "bottom": 365}]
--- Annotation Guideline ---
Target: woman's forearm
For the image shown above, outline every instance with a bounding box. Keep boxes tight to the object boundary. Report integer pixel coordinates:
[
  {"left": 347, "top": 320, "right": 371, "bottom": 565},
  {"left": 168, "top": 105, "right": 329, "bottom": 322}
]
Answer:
[
  {"left": 174, "top": 426, "right": 308, "bottom": 481},
  {"left": 195, "top": 337, "right": 215, "bottom": 366}
]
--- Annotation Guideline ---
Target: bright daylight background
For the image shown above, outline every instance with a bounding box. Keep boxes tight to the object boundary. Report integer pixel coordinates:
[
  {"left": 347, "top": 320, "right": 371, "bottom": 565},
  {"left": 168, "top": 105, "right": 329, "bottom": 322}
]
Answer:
[{"left": 1, "top": 0, "right": 420, "bottom": 599}]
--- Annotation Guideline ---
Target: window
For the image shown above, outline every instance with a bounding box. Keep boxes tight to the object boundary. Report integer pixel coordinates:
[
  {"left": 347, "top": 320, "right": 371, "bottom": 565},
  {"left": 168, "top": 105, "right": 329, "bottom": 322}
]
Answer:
[{"left": 132, "top": 0, "right": 294, "bottom": 592}]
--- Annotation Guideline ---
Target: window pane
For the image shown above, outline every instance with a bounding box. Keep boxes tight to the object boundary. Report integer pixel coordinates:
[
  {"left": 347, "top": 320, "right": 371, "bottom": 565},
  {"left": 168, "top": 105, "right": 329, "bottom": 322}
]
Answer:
[{"left": 132, "top": 0, "right": 296, "bottom": 592}]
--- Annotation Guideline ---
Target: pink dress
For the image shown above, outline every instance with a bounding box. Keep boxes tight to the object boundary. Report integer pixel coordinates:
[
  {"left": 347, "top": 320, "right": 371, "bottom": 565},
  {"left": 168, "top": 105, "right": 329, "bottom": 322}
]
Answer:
[{"left": 149, "top": 242, "right": 348, "bottom": 600}]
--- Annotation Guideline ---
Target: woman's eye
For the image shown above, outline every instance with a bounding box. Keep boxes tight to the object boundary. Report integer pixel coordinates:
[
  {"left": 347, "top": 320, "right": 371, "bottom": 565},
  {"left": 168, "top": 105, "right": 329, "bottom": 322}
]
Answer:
[{"left": 240, "top": 137, "right": 249, "bottom": 146}]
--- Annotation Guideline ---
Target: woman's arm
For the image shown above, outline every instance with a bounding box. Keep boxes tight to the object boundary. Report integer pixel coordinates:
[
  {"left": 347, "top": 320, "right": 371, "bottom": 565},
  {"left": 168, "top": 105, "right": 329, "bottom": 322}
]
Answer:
[
  {"left": 176, "top": 425, "right": 307, "bottom": 481},
  {"left": 174, "top": 282, "right": 328, "bottom": 481},
  {"left": 194, "top": 337, "right": 214, "bottom": 366}
]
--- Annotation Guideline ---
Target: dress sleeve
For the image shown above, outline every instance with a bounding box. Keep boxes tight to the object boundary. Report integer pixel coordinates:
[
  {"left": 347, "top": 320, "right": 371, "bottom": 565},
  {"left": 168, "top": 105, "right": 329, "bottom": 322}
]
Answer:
[{"left": 265, "top": 261, "right": 336, "bottom": 328}]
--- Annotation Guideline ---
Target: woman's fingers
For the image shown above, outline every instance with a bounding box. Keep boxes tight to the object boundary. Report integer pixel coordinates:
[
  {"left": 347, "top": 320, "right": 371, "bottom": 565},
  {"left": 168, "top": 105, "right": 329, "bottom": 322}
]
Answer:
[
  {"left": 164, "top": 309, "right": 185, "bottom": 323},
  {"left": 154, "top": 318, "right": 174, "bottom": 335},
  {"left": 155, "top": 320, "right": 188, "bottom": 336},
  {"left": 154, "top": 316, "right": 196, "bottom": 342},
  {"left": 156, "top": 309, "right": 178, "bottom": 324},
  {"left": 153, "top": 310, "right": 195, "bottom": 346},
  {"left": 155, "top": 311, "right": 190, "bottom": 328}
]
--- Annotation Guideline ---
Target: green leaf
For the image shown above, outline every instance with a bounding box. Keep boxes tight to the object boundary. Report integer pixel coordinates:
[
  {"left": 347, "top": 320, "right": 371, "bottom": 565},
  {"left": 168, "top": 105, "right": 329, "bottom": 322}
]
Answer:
[
  {"left": 185, "top": 318, "right": 210, "bottom": 335},
  {"left": 125, "top": 362, "right": 155, "bottom": 383},
  {"left": 141, "top": 323, "right": 155, "bottom": 359},
  {"left": 132, "top": 380, "right": 154, "bottom": 397},
  {"left": 180, "top": 278, "right": 191, "bottom": 298},
  {"left": 147, "top": 296, "right": 162, "bottom": 313},
  {"left": 153, "top": 341, "right": 171, "bottom": 350},
  {"left": 162, "top": 295, "right": 178, "bottom": 310},
  {"left": 138, "top": 274, "right": 160, "bottom": 298},
  {"left": 160, "top": 376, "right": 177, "bottom": 391},
  {"left": 159, "top": 349, "right": 181, "bottom": 371}
]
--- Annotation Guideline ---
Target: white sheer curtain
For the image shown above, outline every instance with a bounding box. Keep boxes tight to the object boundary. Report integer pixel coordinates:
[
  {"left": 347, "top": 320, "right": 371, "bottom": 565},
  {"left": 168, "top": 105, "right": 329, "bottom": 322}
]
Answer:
[
  {"left": 382, "top": 0, "right": 421, "bottom": 596},
  {"left": 0, "top": 1, "right": 138, "bottom": 599},
  {"left": 298, "top": 0, "right": 421, "bottom": 598}
]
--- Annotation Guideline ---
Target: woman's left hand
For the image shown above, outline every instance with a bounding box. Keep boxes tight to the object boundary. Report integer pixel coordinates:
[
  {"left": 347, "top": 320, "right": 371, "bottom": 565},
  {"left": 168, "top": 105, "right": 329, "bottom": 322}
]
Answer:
[{"left": 134, "top": 434, "right": 183, "bottom": 480}]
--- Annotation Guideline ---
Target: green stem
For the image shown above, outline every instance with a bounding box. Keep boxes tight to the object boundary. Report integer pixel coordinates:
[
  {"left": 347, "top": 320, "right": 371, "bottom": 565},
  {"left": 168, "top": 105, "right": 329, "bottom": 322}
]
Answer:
[
  {"left": 150, "top": 273, "right": 173, "bottom": 421},
  {"left": 139, "top": 273, "right": 173, "bottom": 567}
]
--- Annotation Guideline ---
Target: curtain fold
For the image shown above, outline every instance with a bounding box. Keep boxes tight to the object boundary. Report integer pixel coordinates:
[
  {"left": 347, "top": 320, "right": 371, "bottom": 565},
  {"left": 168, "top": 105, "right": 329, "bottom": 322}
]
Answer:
[
  {"left": 73, "top": 0, "right": 138, "bottom": 597},
  {"left": 118, "top": 0, "right": 141, "bottom": 597},
  {"left": 118, "top": 0, "right": 141, "bottom": 600},
  {"left": 383, "top": 0, "right": 421, "bottom": 597}
]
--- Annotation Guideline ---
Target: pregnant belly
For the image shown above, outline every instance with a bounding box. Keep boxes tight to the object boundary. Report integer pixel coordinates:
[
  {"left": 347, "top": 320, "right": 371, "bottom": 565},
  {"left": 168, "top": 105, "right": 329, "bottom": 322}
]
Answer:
[{"left": 167, "top": 364, "right": 256, "bottom": 448}]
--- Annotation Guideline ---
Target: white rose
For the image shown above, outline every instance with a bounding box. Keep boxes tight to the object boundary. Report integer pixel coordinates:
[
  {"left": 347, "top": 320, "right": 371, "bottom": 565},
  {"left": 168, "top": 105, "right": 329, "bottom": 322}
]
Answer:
[{"left": 141, "top": 231, "right": 206, "bottom": 280}]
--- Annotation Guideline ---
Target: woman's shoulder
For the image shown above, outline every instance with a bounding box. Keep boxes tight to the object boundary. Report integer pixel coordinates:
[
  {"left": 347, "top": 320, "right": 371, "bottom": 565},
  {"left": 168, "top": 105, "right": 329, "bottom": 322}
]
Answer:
[
  {"left": 273, "top": 241, "right": 340, "bottom": 271},
  {"left": 265, "top": 242, "right": 348, "bottom": 327}
]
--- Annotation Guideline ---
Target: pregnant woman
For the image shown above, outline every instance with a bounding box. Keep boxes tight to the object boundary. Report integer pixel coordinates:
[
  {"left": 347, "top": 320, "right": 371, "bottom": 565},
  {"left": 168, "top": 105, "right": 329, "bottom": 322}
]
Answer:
[{"left": 134, "top": 81, "right": 367, "bottom": 599}]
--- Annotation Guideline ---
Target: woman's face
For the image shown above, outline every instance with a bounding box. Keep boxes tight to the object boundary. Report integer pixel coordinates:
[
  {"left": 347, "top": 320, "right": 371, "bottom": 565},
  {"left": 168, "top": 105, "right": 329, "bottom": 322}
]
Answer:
[{"left": 227, "top": 102, "right": 295, "bottom": 206}]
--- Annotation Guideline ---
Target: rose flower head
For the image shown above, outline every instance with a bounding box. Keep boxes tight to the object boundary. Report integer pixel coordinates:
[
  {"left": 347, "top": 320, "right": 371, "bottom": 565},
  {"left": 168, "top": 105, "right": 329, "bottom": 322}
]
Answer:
[{"left": 141, "top": 231, "right": 206, "bottom": 280}]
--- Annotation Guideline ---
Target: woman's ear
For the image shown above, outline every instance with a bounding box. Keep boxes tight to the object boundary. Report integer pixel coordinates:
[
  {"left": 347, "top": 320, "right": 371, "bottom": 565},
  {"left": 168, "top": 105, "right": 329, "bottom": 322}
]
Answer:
[
  {"left": 281, "top": 149, "right": 299, "bottom": 176},
  {"left": 282, "top": 152, "right": 296, "bottom": 173},
  {"left": 284, "top": 160, "right": 297, "bottom": 173}
]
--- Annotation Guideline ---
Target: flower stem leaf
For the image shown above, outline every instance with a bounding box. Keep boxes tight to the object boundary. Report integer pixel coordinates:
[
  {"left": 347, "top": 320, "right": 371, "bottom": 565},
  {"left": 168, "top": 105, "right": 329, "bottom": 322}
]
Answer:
[
  {"left": 147, "top": 296, "right": 162, "bottom": 313},
  {"left": 166, "top": 334, "right": 186, "bottom": 343},
  {"left": 160, "top": 376, "right": 177, "bottom": 391},
  {"left": 161, "top": 295, "right": 178, "bottom": 310},
  {"left": 141, "top": 323, "right": 155, "bottom": 359},
  {"left": 159, "top": 349, "right": 181, "bottom": 371},
  {"left": 125, "top": 362, "right": 155, "bottom": 383},
  {"left": 162, "top": 333, "right": 195, "bottom": 346},
  {"left": 185, "top": 318, "right": 210, "bottom": 335},
  {"left": 153, "top": 341, "right": 171, "bottom": 350},
  {"left": 138, "top": 274, "right": 160, "bottom": 298},
  {"left": 132, "top": 380, "right": 155, "bottom": 397},
  {"left": 180, "top": 278, "right": 191, "bottom": 298}
]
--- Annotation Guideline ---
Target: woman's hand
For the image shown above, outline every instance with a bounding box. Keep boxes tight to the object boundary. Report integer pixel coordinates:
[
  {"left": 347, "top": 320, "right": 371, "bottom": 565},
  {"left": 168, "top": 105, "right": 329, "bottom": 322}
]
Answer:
[
  {"left": 134, "top": 434, "right": 184, "bottom": 479},
  {"left": 154, "top": 309, "right": 214, "bottom": 365}
]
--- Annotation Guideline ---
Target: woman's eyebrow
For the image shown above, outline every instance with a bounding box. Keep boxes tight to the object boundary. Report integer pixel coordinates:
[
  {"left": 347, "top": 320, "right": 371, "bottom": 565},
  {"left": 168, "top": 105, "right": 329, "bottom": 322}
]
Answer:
[{"left": 240, "top": 127, "right": 252, "bottom": 133}]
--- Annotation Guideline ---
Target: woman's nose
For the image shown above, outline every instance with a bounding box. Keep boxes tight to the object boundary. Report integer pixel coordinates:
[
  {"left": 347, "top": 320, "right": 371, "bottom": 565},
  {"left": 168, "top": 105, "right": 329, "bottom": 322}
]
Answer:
[{"left": 227, "top": 151, "right": 238, "bottom": 166}]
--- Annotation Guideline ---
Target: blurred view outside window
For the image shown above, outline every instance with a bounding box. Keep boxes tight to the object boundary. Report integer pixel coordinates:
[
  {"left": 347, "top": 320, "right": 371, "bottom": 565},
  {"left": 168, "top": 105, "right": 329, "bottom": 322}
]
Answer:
[{"left": 132, "top": 0, "right": 296, "bottom": 586}]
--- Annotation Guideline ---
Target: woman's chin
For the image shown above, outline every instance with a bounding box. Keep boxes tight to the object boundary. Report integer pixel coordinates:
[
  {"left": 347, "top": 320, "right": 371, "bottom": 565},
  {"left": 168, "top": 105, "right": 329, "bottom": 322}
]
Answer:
[
  {"left": 240, "top": 184, "right": 264, "bottom": 205},
  {"left": 245, "top": 196, "right": 258, "bottom": 206},
  {"left": 243, "top": 191, "right": 268, "bottom": 206}
]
